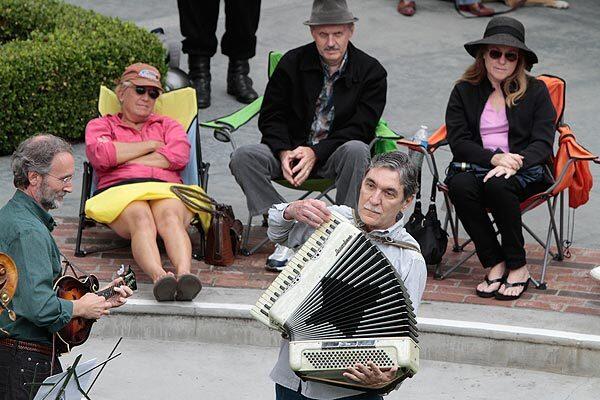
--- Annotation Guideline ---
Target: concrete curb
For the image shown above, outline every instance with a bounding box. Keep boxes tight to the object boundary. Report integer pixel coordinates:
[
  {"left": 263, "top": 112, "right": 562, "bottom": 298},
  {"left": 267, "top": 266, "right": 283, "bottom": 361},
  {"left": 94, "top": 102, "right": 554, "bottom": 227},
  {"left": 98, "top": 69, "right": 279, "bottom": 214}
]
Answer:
[{"left": 94, "top": 297, "right": 600, "bottom": 378}]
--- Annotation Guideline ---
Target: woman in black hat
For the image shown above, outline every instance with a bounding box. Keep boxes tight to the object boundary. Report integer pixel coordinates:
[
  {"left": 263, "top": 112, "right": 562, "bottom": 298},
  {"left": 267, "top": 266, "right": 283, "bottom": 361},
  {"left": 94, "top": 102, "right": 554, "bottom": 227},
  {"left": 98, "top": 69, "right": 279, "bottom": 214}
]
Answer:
[{"left": 445, "top": 17, "right": 556, "bottom": 300}]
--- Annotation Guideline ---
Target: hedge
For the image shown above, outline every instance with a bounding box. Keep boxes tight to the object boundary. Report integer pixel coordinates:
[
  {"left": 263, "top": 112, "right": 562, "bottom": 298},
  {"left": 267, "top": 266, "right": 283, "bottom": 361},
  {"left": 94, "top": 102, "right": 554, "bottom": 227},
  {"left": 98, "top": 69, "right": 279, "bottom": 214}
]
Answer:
[{"left": 0, "top": 0, "right": 167, "bottom": 155}]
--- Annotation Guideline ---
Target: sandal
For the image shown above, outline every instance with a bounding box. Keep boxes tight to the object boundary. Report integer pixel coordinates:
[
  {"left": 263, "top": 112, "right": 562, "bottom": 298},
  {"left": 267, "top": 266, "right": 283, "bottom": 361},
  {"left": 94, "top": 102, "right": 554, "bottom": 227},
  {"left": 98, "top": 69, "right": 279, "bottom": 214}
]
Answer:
[
  {"left": 475, "top": 275, "right": 505, "bottom": 298},
  {"left": 397, "top": 0, "right": 416, "bottom": 16},
  {"left": 495, "top": 278, "right": 531, "bottom": 301},
  {"left": 153, "top": 275, "right": 177, "bottom": 302},
  {"left": 175, "top": 274, "right": 202, "bottom": 301}
]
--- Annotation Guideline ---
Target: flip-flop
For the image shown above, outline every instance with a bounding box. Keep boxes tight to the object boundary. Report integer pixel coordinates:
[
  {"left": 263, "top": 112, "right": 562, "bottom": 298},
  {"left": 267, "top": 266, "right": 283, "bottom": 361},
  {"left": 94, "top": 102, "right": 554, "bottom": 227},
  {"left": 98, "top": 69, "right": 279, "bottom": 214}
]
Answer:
[
  {"left": 175, "top": 274, "right": 202, "bottom": 301},
  {"left": 475, "top": 275, "right": 505, "bottom": 298},
  {"left": 152, "top": 275, "right": 177, "bottom": 302},
  {"left": 495, "top": 278, "right": 531, "bottom": 301}
]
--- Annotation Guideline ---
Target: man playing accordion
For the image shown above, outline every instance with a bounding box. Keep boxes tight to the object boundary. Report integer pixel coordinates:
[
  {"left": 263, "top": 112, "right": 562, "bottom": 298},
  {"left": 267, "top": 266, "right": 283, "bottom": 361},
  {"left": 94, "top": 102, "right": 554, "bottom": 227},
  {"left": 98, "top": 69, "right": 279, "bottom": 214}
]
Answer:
[{"left": 267, "top": 151, "right": 427, "bottom": 400}]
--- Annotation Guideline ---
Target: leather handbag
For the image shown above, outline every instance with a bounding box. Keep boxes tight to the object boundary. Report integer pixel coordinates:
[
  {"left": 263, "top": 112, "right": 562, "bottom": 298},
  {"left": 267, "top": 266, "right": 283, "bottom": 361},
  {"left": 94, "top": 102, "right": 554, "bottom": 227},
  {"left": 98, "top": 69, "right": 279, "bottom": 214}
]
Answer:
[
  {"left": 405, "top": 173, "right": 448, "bottom": 265},
  {"left": 170, "top": 186, "right": 243, "bottom": 266}
]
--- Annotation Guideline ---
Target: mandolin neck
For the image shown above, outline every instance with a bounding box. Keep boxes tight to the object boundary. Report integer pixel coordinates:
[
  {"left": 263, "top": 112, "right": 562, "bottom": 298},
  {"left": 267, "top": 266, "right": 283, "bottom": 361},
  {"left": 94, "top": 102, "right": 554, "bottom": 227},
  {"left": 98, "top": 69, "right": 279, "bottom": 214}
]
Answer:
[{"left": 95, "top": 283, "right": 120, "bottom": 300}]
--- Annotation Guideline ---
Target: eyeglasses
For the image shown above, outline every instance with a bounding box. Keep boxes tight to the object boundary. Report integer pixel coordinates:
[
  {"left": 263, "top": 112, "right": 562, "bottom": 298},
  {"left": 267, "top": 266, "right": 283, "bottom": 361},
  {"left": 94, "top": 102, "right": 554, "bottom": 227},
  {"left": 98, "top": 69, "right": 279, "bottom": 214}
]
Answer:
[
  {"left": 134, "top": 86, "right": 161, "bottom": 100},
  {"left": 46, "top": 173, "right": 73, "bottom": 184},
  {"left": 488, "top": 49, "right": 519, "bottom": 62}
]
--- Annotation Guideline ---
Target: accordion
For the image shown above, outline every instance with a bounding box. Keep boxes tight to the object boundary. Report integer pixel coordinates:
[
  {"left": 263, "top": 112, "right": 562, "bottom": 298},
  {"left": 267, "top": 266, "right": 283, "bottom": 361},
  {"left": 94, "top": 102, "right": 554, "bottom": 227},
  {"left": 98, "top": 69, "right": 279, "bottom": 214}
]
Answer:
[{"left": 251, "top": 210, "right": 419, "bottom": 391}]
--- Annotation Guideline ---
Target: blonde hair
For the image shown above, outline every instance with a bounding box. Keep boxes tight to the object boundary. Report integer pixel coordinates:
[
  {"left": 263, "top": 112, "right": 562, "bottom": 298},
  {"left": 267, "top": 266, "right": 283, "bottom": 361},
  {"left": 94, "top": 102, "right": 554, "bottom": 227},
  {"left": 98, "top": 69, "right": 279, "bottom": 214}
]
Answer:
[{"left": 459, "top": 46, "right": 528, "bottom": 108}]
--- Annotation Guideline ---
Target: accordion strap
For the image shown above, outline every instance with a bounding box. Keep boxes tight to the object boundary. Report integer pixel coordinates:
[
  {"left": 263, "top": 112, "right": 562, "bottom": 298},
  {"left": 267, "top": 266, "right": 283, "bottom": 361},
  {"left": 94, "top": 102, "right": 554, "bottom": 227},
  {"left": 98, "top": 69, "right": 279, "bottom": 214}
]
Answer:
[{"left": 352, "top": 209, "right": 421, "bottom": 253}]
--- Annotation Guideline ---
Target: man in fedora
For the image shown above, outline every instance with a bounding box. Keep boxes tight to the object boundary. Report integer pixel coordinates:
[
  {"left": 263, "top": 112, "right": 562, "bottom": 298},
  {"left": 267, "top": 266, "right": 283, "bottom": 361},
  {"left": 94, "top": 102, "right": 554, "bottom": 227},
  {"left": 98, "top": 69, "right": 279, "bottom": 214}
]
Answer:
[{"left": 229, "top": 0, "right": 387, "bottom": 273}]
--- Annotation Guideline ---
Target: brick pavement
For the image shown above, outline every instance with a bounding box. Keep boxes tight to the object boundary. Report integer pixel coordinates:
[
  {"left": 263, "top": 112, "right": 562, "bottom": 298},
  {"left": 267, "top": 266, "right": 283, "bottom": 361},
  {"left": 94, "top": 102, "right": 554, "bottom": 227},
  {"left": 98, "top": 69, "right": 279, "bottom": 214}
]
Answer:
[{"left": 53, "top": 217, "right": 600, "bottom": 317}]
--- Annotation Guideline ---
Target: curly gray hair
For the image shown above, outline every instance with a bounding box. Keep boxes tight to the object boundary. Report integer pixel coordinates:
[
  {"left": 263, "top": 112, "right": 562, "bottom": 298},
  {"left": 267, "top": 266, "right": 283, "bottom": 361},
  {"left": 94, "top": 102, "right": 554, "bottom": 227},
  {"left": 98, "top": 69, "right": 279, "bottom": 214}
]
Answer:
[
  {"left": 367, "top": 151, "right": 419, "bottom": 199},
  {"left": 12, "top": 134, "right": 72, "bottom": 189}
]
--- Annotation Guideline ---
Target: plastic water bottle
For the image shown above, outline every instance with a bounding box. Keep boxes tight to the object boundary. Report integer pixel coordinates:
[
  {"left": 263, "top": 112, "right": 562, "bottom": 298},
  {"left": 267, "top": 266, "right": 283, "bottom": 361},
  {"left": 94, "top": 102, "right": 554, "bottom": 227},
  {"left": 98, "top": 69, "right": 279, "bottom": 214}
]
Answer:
[{"left": 408, "top": 125, "right": 429, "bottom": 171}]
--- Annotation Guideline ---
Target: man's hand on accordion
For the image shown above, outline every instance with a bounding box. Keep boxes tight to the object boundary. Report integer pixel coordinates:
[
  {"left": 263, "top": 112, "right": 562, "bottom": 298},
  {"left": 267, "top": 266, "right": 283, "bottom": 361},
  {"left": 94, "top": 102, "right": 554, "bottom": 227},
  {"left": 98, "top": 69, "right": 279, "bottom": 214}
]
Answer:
[
  {"left": 283, "top": 199, "right": 331, "bottom": 228},
  {"left": 342, "top": 361, "right": 398, "bottom": 389}
]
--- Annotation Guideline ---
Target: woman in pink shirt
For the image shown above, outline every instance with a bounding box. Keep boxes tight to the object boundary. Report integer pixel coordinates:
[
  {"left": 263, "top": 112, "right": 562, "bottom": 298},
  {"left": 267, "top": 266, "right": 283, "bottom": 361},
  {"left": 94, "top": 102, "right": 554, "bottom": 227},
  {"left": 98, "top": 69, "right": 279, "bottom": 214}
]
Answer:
[
  {"left": 445, "top": 17, "right": 555, "bottom": 301},
  {"left": 85, "top": 63, "right": 202, "bottom": 302}
]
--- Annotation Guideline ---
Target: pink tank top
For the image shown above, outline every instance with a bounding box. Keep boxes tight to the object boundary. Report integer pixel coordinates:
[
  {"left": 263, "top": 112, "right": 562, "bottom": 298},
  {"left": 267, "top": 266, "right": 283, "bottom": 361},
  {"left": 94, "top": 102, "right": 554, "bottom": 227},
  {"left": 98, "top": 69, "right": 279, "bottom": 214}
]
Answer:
[{"left": 480, "top": 98, "right": 509, "bottom": 154}]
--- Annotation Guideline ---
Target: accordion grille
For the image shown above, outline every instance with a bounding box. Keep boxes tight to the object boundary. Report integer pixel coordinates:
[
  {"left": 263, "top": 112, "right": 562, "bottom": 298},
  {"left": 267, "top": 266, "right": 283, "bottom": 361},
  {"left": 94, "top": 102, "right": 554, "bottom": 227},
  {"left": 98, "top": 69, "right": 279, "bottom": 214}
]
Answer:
[
  {"left": 304, "top": 348, "right": 395, "bottom": 370},
  {"left": 283, "top": 230, "right": 417, "bottom": 342}
]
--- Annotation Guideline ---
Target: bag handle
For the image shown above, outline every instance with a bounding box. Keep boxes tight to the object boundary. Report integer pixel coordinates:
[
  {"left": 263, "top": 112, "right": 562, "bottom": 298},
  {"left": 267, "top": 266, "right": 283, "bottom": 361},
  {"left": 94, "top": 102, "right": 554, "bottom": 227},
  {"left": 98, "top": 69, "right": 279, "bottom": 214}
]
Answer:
[{"left": 170, "top": 185, "right": 220, "bottom": 216}]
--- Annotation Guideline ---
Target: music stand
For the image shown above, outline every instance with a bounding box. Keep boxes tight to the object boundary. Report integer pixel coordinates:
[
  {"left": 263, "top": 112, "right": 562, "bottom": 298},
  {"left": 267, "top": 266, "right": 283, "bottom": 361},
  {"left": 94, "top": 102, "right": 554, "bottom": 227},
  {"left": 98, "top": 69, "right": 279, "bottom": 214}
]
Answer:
[{"left": 28, "top": 338, "right": 123, "bottom": 400}]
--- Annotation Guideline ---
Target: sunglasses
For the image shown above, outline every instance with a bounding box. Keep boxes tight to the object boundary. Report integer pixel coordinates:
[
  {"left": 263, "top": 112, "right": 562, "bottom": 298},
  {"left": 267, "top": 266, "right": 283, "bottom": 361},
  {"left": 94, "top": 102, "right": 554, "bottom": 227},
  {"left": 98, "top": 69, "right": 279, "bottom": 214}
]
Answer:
[
  {"left": 488, "top": 49, "right": 519, "bottom": 62},
  {"left": 134, "top": 86, "right": 161, "bottom": 99}
]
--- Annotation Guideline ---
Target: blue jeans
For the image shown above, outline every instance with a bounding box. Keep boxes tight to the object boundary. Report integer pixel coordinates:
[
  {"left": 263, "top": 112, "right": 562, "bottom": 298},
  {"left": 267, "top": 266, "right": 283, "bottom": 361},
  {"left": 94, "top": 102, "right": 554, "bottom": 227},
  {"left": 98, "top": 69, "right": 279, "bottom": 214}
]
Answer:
[
  {"left": 0, "top": 342, "right": 62, "bottom": 400},
  {"left": 275, "top": 384, "right": 383, "bottom": 400}
]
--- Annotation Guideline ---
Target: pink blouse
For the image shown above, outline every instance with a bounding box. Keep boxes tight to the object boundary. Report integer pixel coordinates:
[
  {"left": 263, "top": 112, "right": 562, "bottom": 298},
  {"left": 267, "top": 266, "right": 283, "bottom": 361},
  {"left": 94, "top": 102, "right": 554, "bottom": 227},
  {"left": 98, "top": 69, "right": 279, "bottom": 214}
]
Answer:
[
  {"left": 480, "top": 98, "right": 509, "bottom": 154},
  {"left": 85, "top": 113, "right": 191, "bottom": 190}
]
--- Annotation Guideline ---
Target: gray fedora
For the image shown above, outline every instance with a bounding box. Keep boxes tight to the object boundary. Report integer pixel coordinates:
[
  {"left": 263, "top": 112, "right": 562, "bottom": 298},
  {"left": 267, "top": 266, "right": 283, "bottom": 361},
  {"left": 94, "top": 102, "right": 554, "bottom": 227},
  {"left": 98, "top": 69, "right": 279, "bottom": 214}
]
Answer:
[
  {"left": 304, "top": 0, "right": 359, "bottom": 26},
  {"left": 464, "top": 16, "right": 538, "bottom": 67}
]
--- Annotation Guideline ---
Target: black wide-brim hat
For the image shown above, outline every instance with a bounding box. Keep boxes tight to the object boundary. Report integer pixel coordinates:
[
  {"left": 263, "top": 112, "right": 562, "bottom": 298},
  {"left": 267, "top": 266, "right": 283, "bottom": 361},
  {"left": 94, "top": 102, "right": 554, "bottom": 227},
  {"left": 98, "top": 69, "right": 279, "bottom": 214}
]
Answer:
[{"left": 464, "top": 16, "right": 538, "bottom": 67}]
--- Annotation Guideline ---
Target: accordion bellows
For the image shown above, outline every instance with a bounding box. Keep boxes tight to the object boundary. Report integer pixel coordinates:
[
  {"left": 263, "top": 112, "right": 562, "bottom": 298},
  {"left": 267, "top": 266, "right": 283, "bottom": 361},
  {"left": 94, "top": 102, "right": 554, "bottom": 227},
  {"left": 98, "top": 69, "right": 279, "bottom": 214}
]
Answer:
[{"left": 252, "top": 211, "right": 419, "bottom": 391}]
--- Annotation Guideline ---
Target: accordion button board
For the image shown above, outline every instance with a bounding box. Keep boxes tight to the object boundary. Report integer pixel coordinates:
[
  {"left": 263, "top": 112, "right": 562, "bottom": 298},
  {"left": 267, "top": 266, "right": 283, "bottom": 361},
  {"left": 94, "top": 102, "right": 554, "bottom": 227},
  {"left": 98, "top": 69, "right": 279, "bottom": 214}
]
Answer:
[{"left": 251, "top": 210, "right": 420, "bottom": 389}]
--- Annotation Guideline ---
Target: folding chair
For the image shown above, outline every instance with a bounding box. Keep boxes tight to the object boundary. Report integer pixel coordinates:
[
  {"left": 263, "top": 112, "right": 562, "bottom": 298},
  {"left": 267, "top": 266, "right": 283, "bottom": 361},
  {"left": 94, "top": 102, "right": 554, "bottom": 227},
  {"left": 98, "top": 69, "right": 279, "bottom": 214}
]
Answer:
[
  {"left": 396, "top": 74, "right": 598, "bottom": 289},
  {"left": 74, "top": 86, "right": 210, "bottom": 258},
  {"left": 201, "top": 51, "right": 402, "bottom": 256}
]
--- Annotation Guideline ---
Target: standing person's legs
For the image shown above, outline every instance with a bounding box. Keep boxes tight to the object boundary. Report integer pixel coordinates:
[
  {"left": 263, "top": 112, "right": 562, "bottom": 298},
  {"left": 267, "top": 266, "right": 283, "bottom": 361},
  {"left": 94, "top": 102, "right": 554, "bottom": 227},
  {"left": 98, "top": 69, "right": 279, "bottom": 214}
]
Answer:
[
  {"left": 0, "top": 344, "right": 62, "bottom": 400},
  {"left": 177, "top": 0, "right": 220, "bottom": 57},
  {"left": 177, "top": 0, "right": 220, "bottom": 108},
  {"left": 222, "top": 0, "right": 261, "bottom": 103},
  {"left": 222, "top": 0, "right": 260, "bottom": 60},
  {"left": 229, "top": 143, "right": 286, "bottom": 217},
  {"left": 316, "top": 140, "right": 370, "bottom": 209}
]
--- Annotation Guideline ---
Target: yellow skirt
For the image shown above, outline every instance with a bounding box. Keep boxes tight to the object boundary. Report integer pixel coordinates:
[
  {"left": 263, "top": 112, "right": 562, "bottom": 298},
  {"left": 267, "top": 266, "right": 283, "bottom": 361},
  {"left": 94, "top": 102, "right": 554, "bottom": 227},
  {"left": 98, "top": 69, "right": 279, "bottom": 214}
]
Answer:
[{"left": 85, "top": 182, "right": 212, "bottom": 233}]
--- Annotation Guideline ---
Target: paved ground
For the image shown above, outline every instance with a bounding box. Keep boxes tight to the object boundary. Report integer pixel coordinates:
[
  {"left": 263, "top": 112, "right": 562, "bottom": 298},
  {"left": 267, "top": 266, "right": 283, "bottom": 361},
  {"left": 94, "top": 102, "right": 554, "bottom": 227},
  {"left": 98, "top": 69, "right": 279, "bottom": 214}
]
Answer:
[
  {"left": 61, "top": 337, "right": 599, "bottom": 400},
  {"left": 1, "top": 0, "right": 599, "bottom": 247},
  {"left": 54, "top": 219, "right": 600, "bottom": 316}
]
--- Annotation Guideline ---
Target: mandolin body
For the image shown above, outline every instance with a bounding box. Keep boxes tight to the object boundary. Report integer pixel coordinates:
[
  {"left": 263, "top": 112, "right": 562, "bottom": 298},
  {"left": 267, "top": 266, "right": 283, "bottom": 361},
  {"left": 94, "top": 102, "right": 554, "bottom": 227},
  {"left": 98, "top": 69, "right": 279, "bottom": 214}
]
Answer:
[{"left": 54, "top": 274, "right": 100, "bottom": 353}]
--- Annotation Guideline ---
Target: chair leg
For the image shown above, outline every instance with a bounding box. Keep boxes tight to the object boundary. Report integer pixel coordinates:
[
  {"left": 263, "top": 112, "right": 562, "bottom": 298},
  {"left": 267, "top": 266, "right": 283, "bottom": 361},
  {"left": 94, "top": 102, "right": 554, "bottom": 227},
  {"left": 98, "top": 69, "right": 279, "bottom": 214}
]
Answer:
[
  {"left": 74, "top": 215, "right": 87, "bottom": 257},
  {"left": 241, "top": 214, "right": 254, "bottom": 256},
  {"left": 435, "top": 249, "right": 477, "bottom": 280}
]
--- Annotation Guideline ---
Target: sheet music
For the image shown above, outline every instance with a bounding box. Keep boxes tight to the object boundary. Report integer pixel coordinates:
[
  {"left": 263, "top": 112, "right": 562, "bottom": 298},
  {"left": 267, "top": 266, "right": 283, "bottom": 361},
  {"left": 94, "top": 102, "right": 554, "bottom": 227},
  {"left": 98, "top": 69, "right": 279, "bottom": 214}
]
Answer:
[{"left": 33, "top": 359, "right": 97, "bottom": 400}]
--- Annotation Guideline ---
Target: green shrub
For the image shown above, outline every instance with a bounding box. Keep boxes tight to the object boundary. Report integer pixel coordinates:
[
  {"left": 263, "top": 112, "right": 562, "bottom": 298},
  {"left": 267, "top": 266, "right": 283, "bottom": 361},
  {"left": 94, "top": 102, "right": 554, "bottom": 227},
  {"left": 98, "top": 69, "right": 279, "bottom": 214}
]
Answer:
[{"left": 0, "top": 0, "right": 167, "bottom": 154}]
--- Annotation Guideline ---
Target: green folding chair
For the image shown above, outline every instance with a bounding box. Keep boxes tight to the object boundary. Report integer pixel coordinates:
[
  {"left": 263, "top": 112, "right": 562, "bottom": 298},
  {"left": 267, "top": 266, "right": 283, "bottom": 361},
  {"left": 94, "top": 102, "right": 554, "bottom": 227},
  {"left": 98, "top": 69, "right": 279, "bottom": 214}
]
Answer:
[{"left": 201, "top": 51, "right": 402, "bottom": 255}]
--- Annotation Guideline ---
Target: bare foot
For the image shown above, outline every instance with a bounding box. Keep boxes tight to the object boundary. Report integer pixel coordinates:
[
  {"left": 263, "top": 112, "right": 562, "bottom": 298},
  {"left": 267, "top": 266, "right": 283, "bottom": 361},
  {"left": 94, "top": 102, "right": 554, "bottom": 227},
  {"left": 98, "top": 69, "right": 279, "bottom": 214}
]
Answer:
[
  {"left": 498, "top": 266, "right": 530, "bottom": 297},
  {"left": 476, "top": 262, "right": 506, "bottom": 294}
]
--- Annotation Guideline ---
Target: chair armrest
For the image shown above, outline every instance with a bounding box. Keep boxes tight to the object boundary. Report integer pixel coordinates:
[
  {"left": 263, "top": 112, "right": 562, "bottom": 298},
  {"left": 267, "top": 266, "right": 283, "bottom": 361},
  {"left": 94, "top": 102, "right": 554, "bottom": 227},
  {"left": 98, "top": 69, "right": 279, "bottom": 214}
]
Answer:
[{"left": 200, "top": 97, "right": 263, "bottom": 142}]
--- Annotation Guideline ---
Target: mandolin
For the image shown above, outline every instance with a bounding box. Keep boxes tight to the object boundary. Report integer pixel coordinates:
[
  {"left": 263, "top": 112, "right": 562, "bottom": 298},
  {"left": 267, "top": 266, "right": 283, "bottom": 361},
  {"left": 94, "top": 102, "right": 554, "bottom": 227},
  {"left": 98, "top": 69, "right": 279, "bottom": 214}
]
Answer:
[
  {"left": 54, "top": 265, "right": 136, "bottom": 353},
  {"left": 0, "top": 252, "right": 18, "bottom": 322}
]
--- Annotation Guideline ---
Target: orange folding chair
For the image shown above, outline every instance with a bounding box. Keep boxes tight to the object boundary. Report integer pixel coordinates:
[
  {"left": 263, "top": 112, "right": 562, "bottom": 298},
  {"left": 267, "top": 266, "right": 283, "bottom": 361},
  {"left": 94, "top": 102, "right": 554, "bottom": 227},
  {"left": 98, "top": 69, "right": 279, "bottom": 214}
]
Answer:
[{"left": 397, "top": 75, "right": 599, "bottom": 289}]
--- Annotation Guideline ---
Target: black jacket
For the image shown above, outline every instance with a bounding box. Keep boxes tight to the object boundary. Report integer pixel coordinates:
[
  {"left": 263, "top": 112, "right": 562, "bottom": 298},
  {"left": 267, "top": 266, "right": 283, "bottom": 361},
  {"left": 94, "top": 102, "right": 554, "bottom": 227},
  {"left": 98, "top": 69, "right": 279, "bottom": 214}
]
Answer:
[
  {"left": 445, "top": 76, "right": 556, "bottom": 169},
  {"left": 259, "top": 42, "right": 387, "bottom": 164}
]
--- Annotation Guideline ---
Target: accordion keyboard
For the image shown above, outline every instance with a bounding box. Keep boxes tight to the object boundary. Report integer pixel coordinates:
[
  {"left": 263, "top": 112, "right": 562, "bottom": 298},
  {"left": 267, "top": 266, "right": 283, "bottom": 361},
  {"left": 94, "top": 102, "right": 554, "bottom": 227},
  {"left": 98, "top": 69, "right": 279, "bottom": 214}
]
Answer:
[{"left": 250, "top": 213, "right": 345, "bottom": 330}]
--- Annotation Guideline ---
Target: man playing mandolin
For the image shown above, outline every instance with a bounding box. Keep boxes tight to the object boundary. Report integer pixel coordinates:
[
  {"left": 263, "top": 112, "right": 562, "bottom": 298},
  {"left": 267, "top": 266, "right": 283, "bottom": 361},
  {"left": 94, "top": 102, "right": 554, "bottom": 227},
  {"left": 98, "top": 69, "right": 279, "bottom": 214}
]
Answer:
[{"left": 0, "top": 134, "right": 133, "bottom": 400}]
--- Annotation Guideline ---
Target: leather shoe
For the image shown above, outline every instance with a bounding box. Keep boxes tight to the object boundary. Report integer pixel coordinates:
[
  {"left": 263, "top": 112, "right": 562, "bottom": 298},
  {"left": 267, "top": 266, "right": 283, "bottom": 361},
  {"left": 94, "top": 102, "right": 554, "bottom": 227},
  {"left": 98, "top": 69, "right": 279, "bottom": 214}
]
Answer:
[
  {"left": 459, "top": 3, "right": 495, "bottom": 17},
  {"left": 227, "top": 59, "right": 259, "bottom": 104},
  {"left": 189, "top": 55, "right": 211, "bottom": 109},
  {"left": 397, "top": 0, "right": 416, "bottom": 16}
]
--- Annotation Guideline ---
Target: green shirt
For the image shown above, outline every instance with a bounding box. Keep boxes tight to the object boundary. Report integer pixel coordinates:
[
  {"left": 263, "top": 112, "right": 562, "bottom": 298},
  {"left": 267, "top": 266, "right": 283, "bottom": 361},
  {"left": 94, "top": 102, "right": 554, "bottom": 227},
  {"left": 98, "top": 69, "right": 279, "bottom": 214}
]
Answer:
[{"left": 0, "top": 190, "right": 73, "bottom": 345}]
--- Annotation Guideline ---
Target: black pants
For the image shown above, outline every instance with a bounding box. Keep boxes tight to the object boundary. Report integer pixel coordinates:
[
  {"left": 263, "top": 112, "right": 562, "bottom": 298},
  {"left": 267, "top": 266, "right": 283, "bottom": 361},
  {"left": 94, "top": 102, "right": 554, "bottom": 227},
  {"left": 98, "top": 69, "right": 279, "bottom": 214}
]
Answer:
[
  {"left": 275, "top": 384, "right": 383, "bottom": 400},
  {"left": 447, "top": 172, "right": 548, "bottom": 270},
  {"left": 0, "top": 343, "right": 62, "bottom": 400},
  {"left": 177, "top": 0, "right": 261, "bottom": 59}
]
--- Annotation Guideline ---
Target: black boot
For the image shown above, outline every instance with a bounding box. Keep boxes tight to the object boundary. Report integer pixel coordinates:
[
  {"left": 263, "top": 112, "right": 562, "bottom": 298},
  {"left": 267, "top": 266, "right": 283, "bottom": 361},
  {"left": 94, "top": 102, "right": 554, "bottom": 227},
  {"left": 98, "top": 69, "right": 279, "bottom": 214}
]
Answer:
[
  {"left": 227, "top": 59, "right": 259, "bottom": 104},
  {"left": 189, "top": 55, "right": 211, "bottom": 109}
]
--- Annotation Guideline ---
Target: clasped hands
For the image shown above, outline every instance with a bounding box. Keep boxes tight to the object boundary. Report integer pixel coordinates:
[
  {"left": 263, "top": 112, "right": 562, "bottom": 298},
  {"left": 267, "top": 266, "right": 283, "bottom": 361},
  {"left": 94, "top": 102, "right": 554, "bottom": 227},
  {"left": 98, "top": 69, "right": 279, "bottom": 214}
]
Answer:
[
  {"left": 279, "top": 146, "right": 317, "bottom": 187},
  {"left": 484, "top": 153, "right": 524, "bottom": 183}
]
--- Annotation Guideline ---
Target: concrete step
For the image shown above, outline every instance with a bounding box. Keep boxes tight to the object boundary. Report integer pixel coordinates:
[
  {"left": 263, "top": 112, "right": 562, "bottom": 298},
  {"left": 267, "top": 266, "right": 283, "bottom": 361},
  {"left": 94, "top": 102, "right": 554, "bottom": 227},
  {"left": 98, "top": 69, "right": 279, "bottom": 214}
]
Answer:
[{"left": 90, "top": 285, "right": 600, "bottom": 378}]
